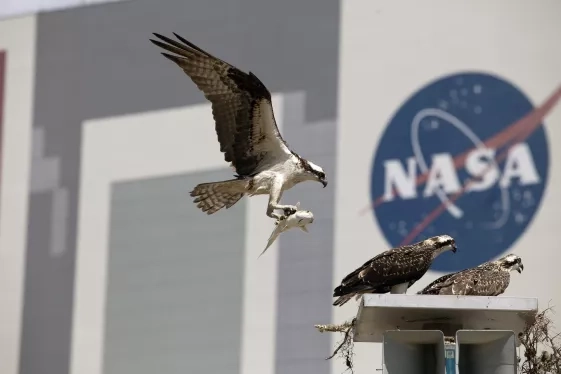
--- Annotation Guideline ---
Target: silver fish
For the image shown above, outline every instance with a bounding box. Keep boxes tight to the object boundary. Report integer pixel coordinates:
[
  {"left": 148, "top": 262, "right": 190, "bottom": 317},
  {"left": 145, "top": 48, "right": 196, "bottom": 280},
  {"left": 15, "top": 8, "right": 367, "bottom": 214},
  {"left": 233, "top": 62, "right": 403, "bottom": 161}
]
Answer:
[{"left": 258, "top": 202, "right": 314, "bottom": 258}]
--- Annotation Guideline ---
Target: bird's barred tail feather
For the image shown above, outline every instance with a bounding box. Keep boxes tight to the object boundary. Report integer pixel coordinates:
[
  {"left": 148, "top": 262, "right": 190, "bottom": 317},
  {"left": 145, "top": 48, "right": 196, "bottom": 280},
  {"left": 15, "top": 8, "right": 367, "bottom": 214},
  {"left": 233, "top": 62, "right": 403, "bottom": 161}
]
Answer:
[
  {"left": 190, "top": 179, "right": 247, "bottom": 214},
  {"left": 332, "top": 294, "right": 355, "bottom": 306},
  {"left": 333, "top": 284, "right": 348, "bottom": 297},
  {"left": 333, "top": 269, "right": 368, "bottom": 297}
]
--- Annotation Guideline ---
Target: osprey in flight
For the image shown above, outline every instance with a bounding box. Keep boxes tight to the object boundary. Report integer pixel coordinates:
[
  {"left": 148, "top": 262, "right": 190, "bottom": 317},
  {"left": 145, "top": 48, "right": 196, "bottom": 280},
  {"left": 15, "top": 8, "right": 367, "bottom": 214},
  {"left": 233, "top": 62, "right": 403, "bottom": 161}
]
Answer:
[
  {"left": 417, "top": 253, "right": 524, "bottom": 296},
  {"left": 332, "top": 235, "right": 457, "bottom": 306},
  {"left": 149, "top": 33, "right": 327, "bottom": 220}
]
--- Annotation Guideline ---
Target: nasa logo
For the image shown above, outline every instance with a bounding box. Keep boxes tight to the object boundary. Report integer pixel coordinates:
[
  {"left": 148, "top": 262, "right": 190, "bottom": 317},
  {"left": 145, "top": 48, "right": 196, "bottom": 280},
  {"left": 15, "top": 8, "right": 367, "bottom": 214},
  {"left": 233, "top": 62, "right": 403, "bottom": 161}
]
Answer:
[{"left": 370, "top": 72, "right": 556, "bottom": 271}]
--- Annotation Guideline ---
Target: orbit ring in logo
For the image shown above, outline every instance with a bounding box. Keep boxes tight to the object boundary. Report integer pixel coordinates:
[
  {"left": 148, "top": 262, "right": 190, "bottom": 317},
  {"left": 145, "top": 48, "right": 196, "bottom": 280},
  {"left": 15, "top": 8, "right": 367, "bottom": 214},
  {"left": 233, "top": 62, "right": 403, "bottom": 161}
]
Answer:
[{"left": 370, "top": 72, "right": 559, "bottom": 271}]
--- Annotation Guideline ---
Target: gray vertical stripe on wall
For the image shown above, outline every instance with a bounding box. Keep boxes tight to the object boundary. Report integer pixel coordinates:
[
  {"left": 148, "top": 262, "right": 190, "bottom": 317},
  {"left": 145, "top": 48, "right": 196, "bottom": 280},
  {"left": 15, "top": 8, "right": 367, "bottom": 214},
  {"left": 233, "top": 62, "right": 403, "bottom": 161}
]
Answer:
[
  {"left": 105, "top": 170, "right": 245, "bottom": 374},
  {"left": 275, "top": 93, "right": 339, "bottom": 374},
  {"left": 23, "top": 0, "right": 340, "bottom": 372}
]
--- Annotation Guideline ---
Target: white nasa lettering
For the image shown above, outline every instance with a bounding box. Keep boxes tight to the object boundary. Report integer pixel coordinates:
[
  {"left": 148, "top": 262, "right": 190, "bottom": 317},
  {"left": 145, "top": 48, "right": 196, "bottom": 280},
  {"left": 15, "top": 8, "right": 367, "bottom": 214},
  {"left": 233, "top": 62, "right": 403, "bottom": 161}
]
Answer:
[
  {"left": 465, "top": 148, "right": 500, "bottom": 192},
  {"left": 499, "top": 143, "right": 541, "bottom": 188},
  {"left": 381, "top": 142, "right": 541, "bottom": 202},
  {"left": 423, "top": 154, "right": 461, "bottom": 197},
  {"left": 383, "top": 158, "right": 417, "bottom": 201}
]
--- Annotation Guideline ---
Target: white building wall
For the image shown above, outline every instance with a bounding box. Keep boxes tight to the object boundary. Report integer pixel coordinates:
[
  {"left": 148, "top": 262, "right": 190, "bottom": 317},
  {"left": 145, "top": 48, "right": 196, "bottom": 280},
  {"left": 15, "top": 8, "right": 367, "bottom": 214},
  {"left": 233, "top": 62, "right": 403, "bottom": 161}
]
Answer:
[
  {"left": 0, "top": 0, "right": 127, "bottom": 20},
  {"left": 335, "top": 0, "right": 561, "bottom": 371}
]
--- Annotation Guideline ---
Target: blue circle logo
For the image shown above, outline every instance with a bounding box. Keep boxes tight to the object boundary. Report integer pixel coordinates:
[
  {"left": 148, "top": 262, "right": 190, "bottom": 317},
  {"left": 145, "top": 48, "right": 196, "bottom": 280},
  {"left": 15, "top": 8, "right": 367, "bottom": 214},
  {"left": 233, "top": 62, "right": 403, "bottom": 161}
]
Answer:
[{"left": 370, "top": 72, "right": 552, "bottom": 272}]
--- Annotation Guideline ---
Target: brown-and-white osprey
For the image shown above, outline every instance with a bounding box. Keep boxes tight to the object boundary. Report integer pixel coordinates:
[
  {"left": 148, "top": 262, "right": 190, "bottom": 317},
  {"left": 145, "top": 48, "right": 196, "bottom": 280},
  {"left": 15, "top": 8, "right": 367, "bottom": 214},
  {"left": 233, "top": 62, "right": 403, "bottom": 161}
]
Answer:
[
  {"left": 332, "top": 235, "right": 457, "bottom": 306},
  {"left": 417, "top": 253, "right": 524, "bottom": 296},
  {"left": 149, "top": 33, "right": 327, "bottom": 220}
]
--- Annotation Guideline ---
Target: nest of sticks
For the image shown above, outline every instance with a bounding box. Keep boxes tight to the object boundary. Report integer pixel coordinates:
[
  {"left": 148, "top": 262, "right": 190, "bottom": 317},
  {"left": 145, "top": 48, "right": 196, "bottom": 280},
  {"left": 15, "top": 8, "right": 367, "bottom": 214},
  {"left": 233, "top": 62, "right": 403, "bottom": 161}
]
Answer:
[{"left": 315, "top": 318, "right": 357, "bottom": 373}]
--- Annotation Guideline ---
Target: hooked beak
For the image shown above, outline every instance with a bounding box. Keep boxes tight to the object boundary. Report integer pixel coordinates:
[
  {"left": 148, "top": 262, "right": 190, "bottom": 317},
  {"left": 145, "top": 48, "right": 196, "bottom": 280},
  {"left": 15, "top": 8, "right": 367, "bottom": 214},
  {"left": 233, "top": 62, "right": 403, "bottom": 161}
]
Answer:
[
  {"left": 452, "top": 244, "right": 457, "bottom": 253},
  {"left": 321, "top": 180, "right": 328, "bottom": 188},
  {"left": 517, "top": 264, "right": 524, "bottom": 273}
]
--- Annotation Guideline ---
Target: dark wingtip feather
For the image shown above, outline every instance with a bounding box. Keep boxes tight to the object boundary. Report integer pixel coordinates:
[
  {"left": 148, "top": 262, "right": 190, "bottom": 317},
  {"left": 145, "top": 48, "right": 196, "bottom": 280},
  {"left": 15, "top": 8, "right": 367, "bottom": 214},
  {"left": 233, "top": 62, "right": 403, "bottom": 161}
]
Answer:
[
  {"left": 152, "top": 32, "right": 167, "bottom": 42},
  {"left": 150, "top": 33, "right": 194, "bottom": 55},
  {"left": 172, "top": 32, "right": 208, "bottom": 55},
  {"left": 149, "top": 38, "right": 179, "bottom": 58},
  {"left": 149, "top": 38, "right": 184, "bottom": 66},
  {"left": 149, "top": 38, "right": 172, "bottom": 51},
  {"left": 161, "top": 52, "right": 182, "bottom": 64}
]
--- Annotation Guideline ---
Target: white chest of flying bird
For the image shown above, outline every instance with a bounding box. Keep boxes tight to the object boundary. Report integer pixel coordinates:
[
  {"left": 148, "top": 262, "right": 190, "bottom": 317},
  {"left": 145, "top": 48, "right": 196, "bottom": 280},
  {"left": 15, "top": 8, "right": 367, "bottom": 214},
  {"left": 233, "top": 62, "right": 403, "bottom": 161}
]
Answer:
[
  {"left": 258, "top": 202, "right": 314, "bottom": 258},
  {"left": 150, "top": 33, "right": 327, "bottom": 221}
]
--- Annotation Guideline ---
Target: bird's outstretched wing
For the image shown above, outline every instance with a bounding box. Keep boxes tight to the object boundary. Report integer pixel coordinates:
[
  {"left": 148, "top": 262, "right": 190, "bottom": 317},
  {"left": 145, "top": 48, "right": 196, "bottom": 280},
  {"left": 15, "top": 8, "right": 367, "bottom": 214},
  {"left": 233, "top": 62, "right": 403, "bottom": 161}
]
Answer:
[{"left": 150, "top": 32, "right": 292, "bottom": 176}]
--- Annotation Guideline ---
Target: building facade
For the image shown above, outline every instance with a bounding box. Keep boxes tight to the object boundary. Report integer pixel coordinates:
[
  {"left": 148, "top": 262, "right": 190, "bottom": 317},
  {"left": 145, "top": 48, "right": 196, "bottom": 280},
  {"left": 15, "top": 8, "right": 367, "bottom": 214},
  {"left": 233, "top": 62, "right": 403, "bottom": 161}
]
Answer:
[{"left": 0, "top": 1, "right": 560, "bottom": 374}]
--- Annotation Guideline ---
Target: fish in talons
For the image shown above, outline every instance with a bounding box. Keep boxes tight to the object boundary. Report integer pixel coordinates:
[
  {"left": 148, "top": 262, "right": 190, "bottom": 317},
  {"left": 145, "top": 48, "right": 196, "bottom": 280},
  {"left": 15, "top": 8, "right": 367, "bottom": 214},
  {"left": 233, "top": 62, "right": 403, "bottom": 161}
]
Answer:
[{"left": 258, "top": 202, "right": 314, "bottom": 258}]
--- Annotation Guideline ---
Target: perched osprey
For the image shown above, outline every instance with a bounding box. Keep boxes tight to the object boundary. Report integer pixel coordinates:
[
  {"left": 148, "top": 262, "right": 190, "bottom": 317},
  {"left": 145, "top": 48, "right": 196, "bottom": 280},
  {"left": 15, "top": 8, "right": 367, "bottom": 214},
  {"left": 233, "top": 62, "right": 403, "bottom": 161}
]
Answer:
[
  {"left": 417, "top": 253, "right": 524, "bottom": 296},
  {"left": 332, "top": 235, "right": 457, "bottom": 306},
  {"left": 149, "top": 33, "right": 327, "bottom": 220}
]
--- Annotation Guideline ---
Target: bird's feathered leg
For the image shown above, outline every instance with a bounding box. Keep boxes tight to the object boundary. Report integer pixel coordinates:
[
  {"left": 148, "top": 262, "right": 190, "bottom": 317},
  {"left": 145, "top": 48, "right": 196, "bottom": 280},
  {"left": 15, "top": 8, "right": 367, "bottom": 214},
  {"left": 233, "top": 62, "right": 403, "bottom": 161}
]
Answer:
[{"left": 267, "top": 178, "right": 298, "bottom": 220}]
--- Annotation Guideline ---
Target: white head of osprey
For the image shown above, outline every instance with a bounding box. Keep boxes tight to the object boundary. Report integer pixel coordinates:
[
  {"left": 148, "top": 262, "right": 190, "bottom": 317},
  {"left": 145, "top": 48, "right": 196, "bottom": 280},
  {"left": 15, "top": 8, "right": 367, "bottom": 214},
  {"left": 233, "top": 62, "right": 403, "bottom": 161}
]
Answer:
[{"left": 370, "top": 72, "right": 552, "bottom": 272}]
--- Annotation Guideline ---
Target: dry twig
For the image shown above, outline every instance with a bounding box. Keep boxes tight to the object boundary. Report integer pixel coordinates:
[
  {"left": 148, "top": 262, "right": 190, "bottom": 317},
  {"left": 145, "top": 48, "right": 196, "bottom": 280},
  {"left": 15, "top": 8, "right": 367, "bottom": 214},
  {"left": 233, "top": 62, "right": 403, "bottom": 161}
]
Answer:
[
  {"left": 315, "top": 318, "right": 357, "bottom": 373},
  {"left": 518, "top": 306, "right": 561, "bottom": 374}
]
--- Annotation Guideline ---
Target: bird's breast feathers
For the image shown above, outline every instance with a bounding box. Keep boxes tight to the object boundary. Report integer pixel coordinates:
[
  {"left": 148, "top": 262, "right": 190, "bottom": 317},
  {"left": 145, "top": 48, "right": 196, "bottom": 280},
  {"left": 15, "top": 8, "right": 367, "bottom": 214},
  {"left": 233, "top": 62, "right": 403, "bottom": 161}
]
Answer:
[
  {"left": 246, "top": 159, "right": 301, "bottom": 194},
  {"left": 247, "top": 171, "right": 280, "bottom": 195},
  {"left": 272, "top": 156, "right": 308, "bottom": 186}
]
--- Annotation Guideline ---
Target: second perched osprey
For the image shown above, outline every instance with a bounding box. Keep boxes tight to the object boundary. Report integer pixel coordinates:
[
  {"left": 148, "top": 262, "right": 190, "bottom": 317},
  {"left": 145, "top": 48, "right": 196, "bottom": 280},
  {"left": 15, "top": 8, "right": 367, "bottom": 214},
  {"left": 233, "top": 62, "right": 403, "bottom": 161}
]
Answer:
[
  {"left": 417, "top": 254, "right": 524, "bottom": 296},
  {"left": 149, "top": 33, "right": 327, "bottom": 220},
  {"left": 332, "top": 235, "right": 457, "bottom": 306}
]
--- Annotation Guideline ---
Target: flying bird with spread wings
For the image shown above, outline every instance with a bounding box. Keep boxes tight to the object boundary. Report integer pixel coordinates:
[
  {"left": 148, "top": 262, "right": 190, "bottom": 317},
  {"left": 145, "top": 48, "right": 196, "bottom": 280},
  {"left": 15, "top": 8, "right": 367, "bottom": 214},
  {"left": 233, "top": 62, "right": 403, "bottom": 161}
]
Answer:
[
  {"left": 417, "top": 253, "right": 524, "bottom": 296},
  {"left": 332, "top": 235, "right": 457, "bottom": 306},
  {"left": 149, "top": 33, "right": 327, "bottom": 221}
]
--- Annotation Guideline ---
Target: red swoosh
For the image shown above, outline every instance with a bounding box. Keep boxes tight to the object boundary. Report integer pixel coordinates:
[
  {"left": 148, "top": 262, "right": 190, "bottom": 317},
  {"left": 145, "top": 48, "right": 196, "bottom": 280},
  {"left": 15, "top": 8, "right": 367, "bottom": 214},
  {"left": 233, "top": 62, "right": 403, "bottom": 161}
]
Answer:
[
  {"left": 399, "top": 85, "right": 561, "bottom": 246},
  {"left": 360, "top": 85, "right": 561, "bottom": 216}
]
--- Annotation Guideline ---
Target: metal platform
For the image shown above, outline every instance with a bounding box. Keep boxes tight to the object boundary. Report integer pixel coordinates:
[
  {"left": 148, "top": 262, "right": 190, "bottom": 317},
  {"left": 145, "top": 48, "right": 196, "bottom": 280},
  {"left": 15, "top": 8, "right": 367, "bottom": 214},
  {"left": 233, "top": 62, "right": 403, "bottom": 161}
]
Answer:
[{"left": 353, "top": 294, "right": 538, "bottom": 345}]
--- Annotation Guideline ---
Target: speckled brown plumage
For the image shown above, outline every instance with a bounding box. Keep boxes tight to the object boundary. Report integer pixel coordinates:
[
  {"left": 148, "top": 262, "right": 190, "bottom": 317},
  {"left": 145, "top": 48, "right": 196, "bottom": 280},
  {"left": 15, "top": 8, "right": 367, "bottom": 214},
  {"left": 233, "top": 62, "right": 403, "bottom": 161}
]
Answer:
[
  {"left": 149, "top": 32, "right": 304, "bottom": 216},
  {"left": 333, "top": 235, "right": 457, "bottom": 306},
  {"left": 149, "top": 33, "right": 327, "bottom": 219},
  {"left": 417, "top": 254, "right": 523, "bottom": 296},
  {"left": 149, "top": 32, "right": 288, "bottom": 178}
]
